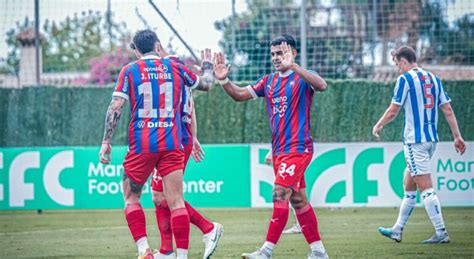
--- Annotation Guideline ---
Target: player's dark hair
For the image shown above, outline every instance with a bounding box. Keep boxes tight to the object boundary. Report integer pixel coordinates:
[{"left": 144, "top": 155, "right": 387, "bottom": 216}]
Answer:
[
  {"left": 392, "top": 46, "right": 417, "bottom": 63},
  {"left": 131, "top": 29, "right": 159, "bottom": 54},
  {"left": 270, "top": 34, "right": 297, "bottom": 50}
]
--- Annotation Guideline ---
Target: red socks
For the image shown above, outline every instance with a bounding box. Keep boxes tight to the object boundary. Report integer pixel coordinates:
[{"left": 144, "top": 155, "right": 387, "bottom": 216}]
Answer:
[
  {"left": 170, "top": 208, "right": 190, "bottom": 249},
  {"left": 124, "top": 203, "right": 147, "bottom": 241},
  {"left": 155, "top": 200, "right": 173, "bottom": 254},
  {"left": 265, "top": 200, "right": 290, "bottom": 244},
  {"left": 185, "top": 201, "right": 214, "bottom": 234},
  {"left": 155, "top": 199, "right": 213, "bottom": 253},
  {"left": 295, "top": 203, "right": 321, "bottom": 243}
]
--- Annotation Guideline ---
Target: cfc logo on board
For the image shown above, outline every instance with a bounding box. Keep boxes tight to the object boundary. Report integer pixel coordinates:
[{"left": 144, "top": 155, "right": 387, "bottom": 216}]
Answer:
[
  {"left": 0, "top": 151, "right": 74, "bottom": 207},
  {"left": 252, "top": 144, "right": 473, "bottom": 208}
]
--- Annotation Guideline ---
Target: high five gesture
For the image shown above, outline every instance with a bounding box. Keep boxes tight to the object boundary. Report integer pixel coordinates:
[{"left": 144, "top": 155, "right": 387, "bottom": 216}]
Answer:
[{"left": 213, "top": 52, "right": 232, "bottom": 81}]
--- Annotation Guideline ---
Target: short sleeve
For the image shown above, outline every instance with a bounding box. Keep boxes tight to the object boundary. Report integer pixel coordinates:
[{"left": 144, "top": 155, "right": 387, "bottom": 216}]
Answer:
[
  {"left": 113, "top": 65, "right": 130, "bottom": 101},
  {"left": 246, "top": 76, "right": 268, "bottom": 100},
  {"left": 436, "top": 77, "right": 451, "bottom": 106},
  {"left": 178, "top": 62, "right": 199, "bottom": 89},
  {"left": 391, "top": 75, "right": 409, "bottom": 105},
  {"left": 169, "top": 55, "right": 185, "bottom": 65}
]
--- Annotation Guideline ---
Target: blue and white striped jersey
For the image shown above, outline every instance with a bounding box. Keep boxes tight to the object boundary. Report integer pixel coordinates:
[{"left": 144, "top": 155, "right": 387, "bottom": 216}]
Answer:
[{"left": 392, "top": 67, "right": 451, "bottom": 144}]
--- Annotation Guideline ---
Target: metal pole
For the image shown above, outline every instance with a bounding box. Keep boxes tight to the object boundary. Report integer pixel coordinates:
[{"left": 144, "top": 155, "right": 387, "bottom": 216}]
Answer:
[
  {"left": 300, "top": 0, "right": 307, "bottom": 69},
  {"left": 231, "top": 0, "right": 237, "bottom": 78},
  {"left": 107, "top": 0, "right": 113, "bottom": 50},
  {"left": 148, "top": 0, "right": 199, "bottom": 62},
  {"left": 372, "top": 0, "right": 377, "bottom": 67},
  {"left": 34, "top": 0, "right": 40, "bottom": 85}
]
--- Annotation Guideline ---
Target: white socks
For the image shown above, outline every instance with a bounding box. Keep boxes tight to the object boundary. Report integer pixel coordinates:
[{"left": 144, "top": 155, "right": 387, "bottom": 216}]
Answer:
[
  {"left": 261, "top": 241, "right": 275, "bottom": 256},
  {"left": 393, "top": 191, "right": 416, "bottom": 232},
  {"left": 422, "top": 188, "right": 447, "bottom": 235},
  {"left": 310, "top": 240, "right": 326, "bottom": 254},
  {"left": 136, "top": 237, "right": 150, "bottom": 256},
  {"left": 176, "top": 248, "right": 188, "bottom": 259}
]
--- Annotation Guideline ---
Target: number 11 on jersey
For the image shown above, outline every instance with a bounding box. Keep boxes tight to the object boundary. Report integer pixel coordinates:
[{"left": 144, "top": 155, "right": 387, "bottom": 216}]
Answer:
[{"left": 137, "top": 82, "right": 175, "bottom": 118}]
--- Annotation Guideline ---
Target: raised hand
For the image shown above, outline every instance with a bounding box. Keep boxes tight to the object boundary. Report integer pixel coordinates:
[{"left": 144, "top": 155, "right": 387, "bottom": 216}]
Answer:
[
  {"left": 201, "top": 48, "right": 213, "bottom": 67},
  {"left": 213, "top": 52, "right": 231, "bottom": 80},
  {"left": 200, "top": 48, "right": 214, "bottom": 87},
  {"left": 280, "top": 42, "right": 295, "bottom": 70}
]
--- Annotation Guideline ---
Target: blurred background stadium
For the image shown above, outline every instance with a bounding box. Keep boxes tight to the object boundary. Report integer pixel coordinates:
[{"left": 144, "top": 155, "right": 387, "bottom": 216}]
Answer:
[
  {"left": 0, "top": 0, "right": 473, "bottom": 258},
  {"left": 1, "top": 0, "right": 473, "bottom": 87}
]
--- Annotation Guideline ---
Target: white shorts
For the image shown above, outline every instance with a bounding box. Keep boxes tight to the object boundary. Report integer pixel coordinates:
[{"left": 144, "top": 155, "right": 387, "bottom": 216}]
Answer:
[{"left": 403, "top": 142, "right": 437, "bottom": 176}]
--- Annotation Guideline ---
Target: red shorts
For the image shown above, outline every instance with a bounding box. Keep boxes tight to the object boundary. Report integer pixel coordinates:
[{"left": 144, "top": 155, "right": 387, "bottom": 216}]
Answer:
[
  {"left": 123, "top": 150, "right": 184, "bottom": 186},
  {"left": 151, "top": 144, "right": 193, "bottom": 192},
  {"left": 272, "top": 152, "right": 313, "bottom": 192}
]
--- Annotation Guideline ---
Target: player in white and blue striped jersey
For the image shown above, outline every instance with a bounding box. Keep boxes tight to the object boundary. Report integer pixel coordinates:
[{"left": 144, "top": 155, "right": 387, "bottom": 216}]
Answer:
[{"left": 372, "top": 46, "right": 466, "bottom": 244}]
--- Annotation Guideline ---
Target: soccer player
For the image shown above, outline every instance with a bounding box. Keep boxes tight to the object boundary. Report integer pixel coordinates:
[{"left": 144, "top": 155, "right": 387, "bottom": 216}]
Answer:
[
  {"left": 98, "top": 29, "right": 214, "bottom": 259},
  {"left": 151, "top": 48, "right": 223, "bottom": 259},
  {"left": 214, "top": 35, "right": 329, "bottom": 259},
  {"left": 372, "top": 46, "right": 466, "bottom": 244},
  {"left": 265, "top": 150, "right": 302, "bottom": 235}
]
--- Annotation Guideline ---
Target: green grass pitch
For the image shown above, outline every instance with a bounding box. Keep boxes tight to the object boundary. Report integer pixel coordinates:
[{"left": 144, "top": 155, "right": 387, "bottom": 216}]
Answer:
[{"left": 1, "top": 208, "right": 473, "bottom": 258}]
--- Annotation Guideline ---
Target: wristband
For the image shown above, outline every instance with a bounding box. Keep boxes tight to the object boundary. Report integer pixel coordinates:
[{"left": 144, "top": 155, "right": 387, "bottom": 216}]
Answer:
[{"left": 217, "top": 78, "right": 229, "bottom": 85}]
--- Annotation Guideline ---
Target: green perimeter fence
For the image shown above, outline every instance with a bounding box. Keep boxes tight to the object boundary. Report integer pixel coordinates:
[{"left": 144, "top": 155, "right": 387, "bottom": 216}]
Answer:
[{"left": 1, "top": 80, "right": 473, "bottom": 147}]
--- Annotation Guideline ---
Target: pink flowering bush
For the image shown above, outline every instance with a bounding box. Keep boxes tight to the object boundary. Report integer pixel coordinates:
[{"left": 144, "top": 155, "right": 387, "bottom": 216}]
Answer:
[{"left": 89, "top": 47, "right": 133, "bottom": 86}]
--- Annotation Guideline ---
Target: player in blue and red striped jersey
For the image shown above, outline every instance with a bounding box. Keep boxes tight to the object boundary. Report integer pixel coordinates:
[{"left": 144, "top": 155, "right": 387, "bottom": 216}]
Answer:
[
  {"left": 373, "top": 46, "right": 466, "bottom": 244},
  {"left": 150, "top": 50, "right": 223, "bottom": 259},
  {"left": 214, "top": 35, "right": 329, "bottom": 259},
  {"left": 98, "top": 29, "right": 214, "bottom": 259}
]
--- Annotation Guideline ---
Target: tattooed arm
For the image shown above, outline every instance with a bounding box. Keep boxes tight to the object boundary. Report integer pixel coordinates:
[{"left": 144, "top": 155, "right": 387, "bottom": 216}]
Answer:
[{"left": 99, "top": 96, "right": 127, "bottom": 164}]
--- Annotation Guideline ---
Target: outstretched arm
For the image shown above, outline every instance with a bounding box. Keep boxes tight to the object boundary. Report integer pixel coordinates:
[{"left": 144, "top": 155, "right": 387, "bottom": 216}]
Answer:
[
  {"left": 441, "top": 103, "right": 466, "bottom": 155},
  {"left": 372, "top": 103, "right": 401, "bottom": 139},
  {"left": 213, "top": 52, "right": 253, "bottom": 102},
  {"left": 99, "top": 96, "right": 126, "bottom": 164}
]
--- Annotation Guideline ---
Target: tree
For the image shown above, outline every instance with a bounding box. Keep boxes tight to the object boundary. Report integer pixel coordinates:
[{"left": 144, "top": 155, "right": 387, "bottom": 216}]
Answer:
[
  {"left": 420, "top": 3, "right": 474, "bottom": 65},
  {"left": 215, "top": 0, "right": 371, "bottom": 80},
  {"left": 216, "top": 0, "right": 473, "bottom": 82},
  {"left": 89, "top": 46, "right": 134, "bottom": 85},
  {"left": 369, "top": 0, "right": 422, "bottom": 65},
  {"left": 4, "top": 10, "right": 130, "bottom": 74},
  {"left": 369, "top": 0, "right": 473, "bottom": 65}
]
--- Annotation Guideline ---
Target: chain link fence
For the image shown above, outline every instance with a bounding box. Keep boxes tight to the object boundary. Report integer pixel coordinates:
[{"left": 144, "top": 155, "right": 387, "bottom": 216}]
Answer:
[
  {"left": 0, "top": 0, "right": 473, "bottom": 87},
  {"left": 219, "top": 0, "right": 474, "bottom": 81}
]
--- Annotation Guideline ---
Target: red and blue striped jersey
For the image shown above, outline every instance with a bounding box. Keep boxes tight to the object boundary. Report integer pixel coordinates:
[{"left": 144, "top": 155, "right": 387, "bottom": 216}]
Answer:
[
  {"left": 246, "top": 70, "right": 315, "bottom": 156},
  {"left": 113, "top": 55, "right": 199, "bottom": 154},
  {"left": 166, "top": 55, "right": 193, "bottom": 145},
  {"left": 181, "top": 86, "right": 193, "bottom": 145}
]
